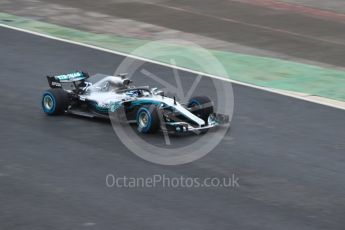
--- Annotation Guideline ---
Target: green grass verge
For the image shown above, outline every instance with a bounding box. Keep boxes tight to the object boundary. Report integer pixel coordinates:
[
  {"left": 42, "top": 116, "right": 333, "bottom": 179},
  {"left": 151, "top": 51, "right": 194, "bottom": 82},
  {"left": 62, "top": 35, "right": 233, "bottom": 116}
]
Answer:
[{"left": 1, "top": 12, "right": 345, "bottom": 101}]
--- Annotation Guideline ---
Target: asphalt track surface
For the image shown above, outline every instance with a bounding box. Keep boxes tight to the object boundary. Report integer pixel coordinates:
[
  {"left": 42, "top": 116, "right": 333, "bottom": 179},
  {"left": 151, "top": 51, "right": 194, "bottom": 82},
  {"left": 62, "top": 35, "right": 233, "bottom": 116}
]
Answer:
[
  {"left": 41, "top": 0, "right": 345, "bottom": 67},
  {"left": 1, "top": 27, "right": 345, "bottom": 230}
]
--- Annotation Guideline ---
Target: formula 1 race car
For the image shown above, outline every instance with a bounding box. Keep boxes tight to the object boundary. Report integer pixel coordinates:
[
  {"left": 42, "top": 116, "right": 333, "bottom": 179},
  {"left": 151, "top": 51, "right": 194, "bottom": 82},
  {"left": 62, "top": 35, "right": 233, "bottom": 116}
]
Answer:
[{"left": 41, "top": 71, "right": 229, "bottom": 134}]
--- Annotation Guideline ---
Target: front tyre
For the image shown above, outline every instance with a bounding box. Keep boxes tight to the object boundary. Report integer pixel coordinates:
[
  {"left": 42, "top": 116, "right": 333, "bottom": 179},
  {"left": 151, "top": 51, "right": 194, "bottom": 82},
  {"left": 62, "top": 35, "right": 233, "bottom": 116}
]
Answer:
[
  {"left": 136, "top": 106, "right": 159, "bottom": 134},
  {"left": 188, "top": 96, "right": 214, "bottom": 125},
  {"left": 42, "top": 89, "right": 69, "bottom": 115}
]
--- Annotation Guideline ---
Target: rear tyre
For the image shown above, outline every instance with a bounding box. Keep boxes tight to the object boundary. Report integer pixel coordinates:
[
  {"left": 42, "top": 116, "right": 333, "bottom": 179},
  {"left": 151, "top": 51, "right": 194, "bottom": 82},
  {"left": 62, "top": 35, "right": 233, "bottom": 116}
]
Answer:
[
  {"left": 188, "top": 96, "right": 214, "bottom": 125},
  {"left": 136, "top": 105, "right": 160, "bottom": 133},
  {"left": 42, "top": 89, "right": 69, "bottom": 115}
]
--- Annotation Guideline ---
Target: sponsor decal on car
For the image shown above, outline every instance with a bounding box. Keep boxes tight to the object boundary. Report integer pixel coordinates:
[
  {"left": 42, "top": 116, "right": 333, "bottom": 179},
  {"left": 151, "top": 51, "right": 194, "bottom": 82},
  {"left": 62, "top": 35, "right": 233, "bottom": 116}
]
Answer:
[
  {"left": 56, "top": 72, "right": 84, "bottom": 81},
  {"left": 110, "top": 101, "right": 123, "bottom": 112}
]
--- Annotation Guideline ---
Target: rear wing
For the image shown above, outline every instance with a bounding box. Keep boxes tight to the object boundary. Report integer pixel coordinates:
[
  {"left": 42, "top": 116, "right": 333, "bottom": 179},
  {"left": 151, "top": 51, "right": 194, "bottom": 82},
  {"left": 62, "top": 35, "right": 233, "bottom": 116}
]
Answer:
[{"left": 47, "top": 71, "right": 89, "bottom": 88}]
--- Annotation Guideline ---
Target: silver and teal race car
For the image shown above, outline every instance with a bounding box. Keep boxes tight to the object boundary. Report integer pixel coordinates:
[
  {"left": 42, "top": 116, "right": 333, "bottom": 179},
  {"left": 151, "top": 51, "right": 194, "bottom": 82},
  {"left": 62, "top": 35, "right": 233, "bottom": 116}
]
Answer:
[{"left": 41, "top": 71, "right": 229, "bottom": 134}]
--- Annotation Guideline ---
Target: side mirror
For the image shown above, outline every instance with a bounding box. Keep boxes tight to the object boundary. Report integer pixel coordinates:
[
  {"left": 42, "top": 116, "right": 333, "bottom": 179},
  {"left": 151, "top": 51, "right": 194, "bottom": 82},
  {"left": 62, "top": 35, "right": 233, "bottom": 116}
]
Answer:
[
  {"left": 118, "top": 73, "right": 128, "bottom": 79},
  {"left": 151, "top": 88, "right": 164, "bottom": 96},
  {"left": 122, "top": 78, "right": 133, "bottom": 86}
]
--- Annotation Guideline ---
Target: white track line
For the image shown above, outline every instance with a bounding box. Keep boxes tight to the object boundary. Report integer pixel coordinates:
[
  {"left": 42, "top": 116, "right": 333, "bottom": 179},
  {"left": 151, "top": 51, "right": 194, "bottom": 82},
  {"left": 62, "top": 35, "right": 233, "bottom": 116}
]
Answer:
[{"left": 1, "top": 23, "right": 344, "bottom": 111}]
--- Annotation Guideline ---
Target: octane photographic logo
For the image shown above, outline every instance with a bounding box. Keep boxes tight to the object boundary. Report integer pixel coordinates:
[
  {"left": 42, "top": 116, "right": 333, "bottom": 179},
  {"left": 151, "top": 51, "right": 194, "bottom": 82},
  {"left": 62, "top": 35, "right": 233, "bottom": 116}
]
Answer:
[{"left": 110, "top": 39, "right": 234, "bottom": 165}]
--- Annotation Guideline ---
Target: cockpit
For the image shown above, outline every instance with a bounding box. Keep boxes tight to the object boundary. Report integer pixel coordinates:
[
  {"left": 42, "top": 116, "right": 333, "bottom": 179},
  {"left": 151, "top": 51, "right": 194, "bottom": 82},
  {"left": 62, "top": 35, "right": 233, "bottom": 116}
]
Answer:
[{"left": 87, "top": 76, "right": 132, "bottom": 93}]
